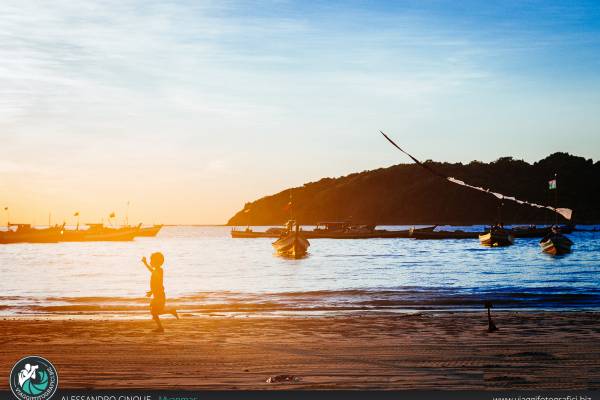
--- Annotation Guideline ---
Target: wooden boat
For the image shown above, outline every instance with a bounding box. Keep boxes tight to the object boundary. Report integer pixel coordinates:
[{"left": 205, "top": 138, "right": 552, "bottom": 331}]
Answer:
[
  {"left": 272, "top": 221, "right": 310, "bottom": 258},
  {"left": 232, "top": 224, "right": 436, "bottom": 239},
  {"left": 539, "top": 227, "right": 573, "bottom": 255},
  {"left": 410, "top": 229, "right": 480, "bottom": 240},
  {"left": 135, "top": 224, "right": 163, "bottom": 237},
  {"left": 510, "top": 224, "right": 574, "bottom": 238},
  {"left": 0, "top": 224, "right": 63, "bottom": 244},
  {"left": 307, "top": 222, "right": 435, "bottom": 239},
  {"left": 312, "top": 221, "right": 376, "bottom": 234},
  {"left": 510, "top": 225, "right": 550, "bottom": 238},
  {"left": 540, "top": 234, "right": 573, "bottom": 255},
  {"left": 61, "top": 224, "right": 138, "bottom": 242},
  {"left": 479, "top": 228, "right": 514, "bottom": 247},
  {"left": 231, "top": 226, "right": 283, "bottom": 238}
]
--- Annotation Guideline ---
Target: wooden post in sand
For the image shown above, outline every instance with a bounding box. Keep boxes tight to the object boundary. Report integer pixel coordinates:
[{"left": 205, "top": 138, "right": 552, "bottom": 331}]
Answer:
[{"left": 485, "top": 301, "right": 498, "bottom": 332}]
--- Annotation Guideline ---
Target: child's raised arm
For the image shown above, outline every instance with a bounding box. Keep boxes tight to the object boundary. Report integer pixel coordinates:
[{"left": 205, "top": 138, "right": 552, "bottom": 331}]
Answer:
[{"left": 141, "top": 256, "right": 153, "bottom": 273}]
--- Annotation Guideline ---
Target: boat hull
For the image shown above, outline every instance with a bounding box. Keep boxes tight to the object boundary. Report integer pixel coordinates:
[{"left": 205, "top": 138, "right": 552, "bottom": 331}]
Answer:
[
  {"left": 510, "top": 227, "right": 550, "bottom": 238},
  {"left": 510, "top": 225, "right": 573, "bottom": 238},
  {"left": 61, "top": 228, "right": 138, "bottom": 242},
  {"left": 272, "top": 232, "right": 310, "bottom": 258},
  {"left": 0, "top": 228, "right": 63, "bottom": 244},
  {"left": 411, "top": 230, "right": 480, "bottom": 240},
  {"left": 232, "top": 226, "right": 436, "bottom": 239},
  {"left": 136, "top": 225, "right": 163, "bottom": 237},
  {"left": 479, "top": 231, "right": 514, "bottom": 247},
  {"left": 540, "top": 235, "right": 573, "bottom": 255}
]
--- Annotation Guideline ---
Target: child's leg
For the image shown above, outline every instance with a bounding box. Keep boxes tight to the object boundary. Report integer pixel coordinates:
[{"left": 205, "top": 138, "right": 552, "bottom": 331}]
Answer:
[
  {"left": 161, "top": 306, "right": 179, "bottom": 319},
  {"left": 150, "top": 297, "right": 165, "bottom": 331},
  {"left": 152, "top": 313, "right": 164, "bottom": 331}
]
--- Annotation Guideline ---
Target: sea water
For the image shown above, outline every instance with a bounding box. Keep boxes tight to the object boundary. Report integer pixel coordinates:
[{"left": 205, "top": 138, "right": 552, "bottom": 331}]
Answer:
[{"left": 0, "top": 226, "right": 598, "bottom": 317}]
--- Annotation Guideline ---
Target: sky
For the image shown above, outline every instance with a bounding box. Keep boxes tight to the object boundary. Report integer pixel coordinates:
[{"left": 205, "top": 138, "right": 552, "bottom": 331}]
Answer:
[{"left": 1, "top": 0, "right": 599, "bottom": 224}]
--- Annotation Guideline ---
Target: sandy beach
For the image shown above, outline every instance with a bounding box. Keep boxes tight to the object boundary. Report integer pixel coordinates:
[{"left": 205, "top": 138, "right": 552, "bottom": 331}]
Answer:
[{"left": 1, "top": 311, "right": 599, "bottom": 390}]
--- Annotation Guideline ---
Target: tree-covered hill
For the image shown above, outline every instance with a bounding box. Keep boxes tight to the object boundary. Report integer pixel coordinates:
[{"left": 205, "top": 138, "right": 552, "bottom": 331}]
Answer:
[{"left": 227, "top": 153, "right": 600, "bottom": 225}]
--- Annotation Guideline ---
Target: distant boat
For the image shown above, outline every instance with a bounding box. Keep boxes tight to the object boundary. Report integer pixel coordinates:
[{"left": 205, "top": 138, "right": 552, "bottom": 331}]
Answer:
[
  {"left": 313, "top": 221, "right": 376, "bottom": 234},
  {"left": 510, "top": 224, "right": 573, "bottom": 238},
  {"left": 231, "top": 224, "right": 436, "bottom": 239},
  {"left": 0, "top": 224, "right": 63, "bottom": 244},
  {"left": 61, "top": 224, "right": 138, "bottom": 242},
  {"left": 135, "top": 224, "right": 163, "bottom": 237},
  {"left": 410, "top": 229, "right": 479, "bottom": 240},
  {"left": 272, "top": 221, "right": 310, "bottom": 258},
  {"left": 231, "top": 227, "right": 283, "bottom": 238},
  {"left": 540, "top": 227, "right": 573, "bottom": 255},
  {"left": 479, "top": 227, "right": 514, "bottom": 247}
]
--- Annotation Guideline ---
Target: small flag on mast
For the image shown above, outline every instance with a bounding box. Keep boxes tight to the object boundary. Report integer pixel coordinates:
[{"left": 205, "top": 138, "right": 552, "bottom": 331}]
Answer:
[{"left": 548, "top": 179, "right": 557, "bottom": 190}]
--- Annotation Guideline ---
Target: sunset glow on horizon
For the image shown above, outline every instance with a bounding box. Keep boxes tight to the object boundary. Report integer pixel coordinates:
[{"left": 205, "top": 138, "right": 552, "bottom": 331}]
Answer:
[{"left": 2, "top": 1, "right": 600, "bottom": 224}]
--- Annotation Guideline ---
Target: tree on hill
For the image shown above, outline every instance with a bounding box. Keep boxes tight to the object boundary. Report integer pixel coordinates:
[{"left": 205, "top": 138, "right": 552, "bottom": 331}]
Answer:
[{"left": 227, "top": 153, "right": 600, "bottom": 225}]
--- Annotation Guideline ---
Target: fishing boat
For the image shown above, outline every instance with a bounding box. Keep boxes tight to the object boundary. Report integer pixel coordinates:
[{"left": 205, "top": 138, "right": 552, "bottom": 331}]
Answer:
[
  {"left": 510, "top": 224, "right": 574, "bottom": 238},
  {"left": 232, "top": 224, "right": 436, "bottom": 239},
  {"left": 540, "top": 227, "right": 573, "bottom": 255},
  {"left": 272, "top": 221, "right": 310, "bottom": 258},
  {"left": 135, "top": 224, "right": 163, "bottom": 237},
  {"left": 478, "top": 226, "right": 514, "bottom": 247},
  {"left": 313, "top": 221, "right": 376, "bottom": 234},
  {"left": 510, "top": 225, "right": 552, "bottom": 238},
  {"left": 231, "top": 226, "right": 284, "bottom": 238},
  {"left": 410, "top": 228, "right": 479, "bottom": 240},
  {"left": 0, "top": 224, "right": 63, "bottom": 244},
  {"left": 61, "top": 224, "right": 139, "bottom": 242},
  {"left": 309, "top": 221, "right": 387, "bottom": 238}
]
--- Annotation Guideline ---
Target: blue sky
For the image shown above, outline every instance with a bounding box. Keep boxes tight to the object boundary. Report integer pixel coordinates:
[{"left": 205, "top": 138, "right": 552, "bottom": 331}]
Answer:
[{"left": 1, "top": 0, "right": 599, "bottom": 223}]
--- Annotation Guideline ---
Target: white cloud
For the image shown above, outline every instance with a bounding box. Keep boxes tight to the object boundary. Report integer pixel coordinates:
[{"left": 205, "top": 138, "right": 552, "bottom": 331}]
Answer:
[{"left": 0, "top": 1, "right": 598, "bottom": 223}]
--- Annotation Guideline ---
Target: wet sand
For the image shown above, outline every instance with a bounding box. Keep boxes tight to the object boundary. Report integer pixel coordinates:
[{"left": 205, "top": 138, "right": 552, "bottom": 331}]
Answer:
[{"left": 1, "top": 312, "right": 599, "bottom": 390}]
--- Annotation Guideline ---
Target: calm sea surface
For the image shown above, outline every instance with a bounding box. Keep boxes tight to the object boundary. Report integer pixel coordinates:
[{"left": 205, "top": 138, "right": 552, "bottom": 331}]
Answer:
[{"left": 1, "top": 226, "right": 599, "bottom": 317}]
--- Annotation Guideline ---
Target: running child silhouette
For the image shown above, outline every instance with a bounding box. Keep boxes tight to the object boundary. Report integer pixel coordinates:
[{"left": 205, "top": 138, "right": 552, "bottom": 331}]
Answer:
[{"left": 141, "top": 252, "right": 178, "bottom": 332}]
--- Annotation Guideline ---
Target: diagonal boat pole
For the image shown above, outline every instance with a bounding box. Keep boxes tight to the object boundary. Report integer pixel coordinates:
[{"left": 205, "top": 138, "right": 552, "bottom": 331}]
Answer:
[
  {"left": 380, "top": 131, "right": 446, "bottom": 179},
  {"left": 379, "top": 130, "right": 573, "bottom": 221}
]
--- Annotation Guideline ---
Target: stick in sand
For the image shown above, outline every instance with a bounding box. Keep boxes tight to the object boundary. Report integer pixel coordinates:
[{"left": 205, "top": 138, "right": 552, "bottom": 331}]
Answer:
[{"left": 485, "top": 301, "right": 498, "bottom": 332}]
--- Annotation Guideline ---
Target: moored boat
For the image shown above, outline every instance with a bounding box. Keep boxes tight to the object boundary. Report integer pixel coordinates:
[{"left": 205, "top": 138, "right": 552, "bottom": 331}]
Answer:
[
  {"left": 510, "top": 224, "right": 574, "bottom": 238},
  {"left": 479, "top": 226, "right": 514, "bottom": 247},
  {"left": 231, "top": 226, "right": 284, "bottom": 238},
  {"left": 231, "top": 224, "right": 436, "bottom": 239},
  {"left": 510, "top": 225, "right": 551, "bottom": 238},
  {"left": 540, "top": 226, "right": 573, "bottom": 255},
  {"left": 313, "top": 221, "right": 376, "bottom": 234},
  {"left": 61, "top": 224, "right": 138, "bottom": 242},
  {"left": 0, "top": 224, "right": 63, "bottom": 244},
  {"left": 135, "top": 224, "right": 163, "bottom": 237},
  {"left": 411, "top": 229, "right": 479, "bottom": 240},
  {"left": 272, "top": 221, "right": 310, "bottom": 258}
]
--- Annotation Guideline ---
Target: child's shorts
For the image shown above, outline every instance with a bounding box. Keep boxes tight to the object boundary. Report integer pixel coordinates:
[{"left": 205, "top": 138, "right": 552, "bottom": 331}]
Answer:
[{"left": 150, "top": 295, "right": 166, "bottom": 316}]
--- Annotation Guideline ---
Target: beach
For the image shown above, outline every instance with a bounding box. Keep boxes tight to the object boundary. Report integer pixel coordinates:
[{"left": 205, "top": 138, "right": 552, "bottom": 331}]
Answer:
[
  {"left": 1, "top": 311, "right": 599, "bottom": 390},
  {"left": 1, "top": 228, "right": 599, "bottom": 391}
]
